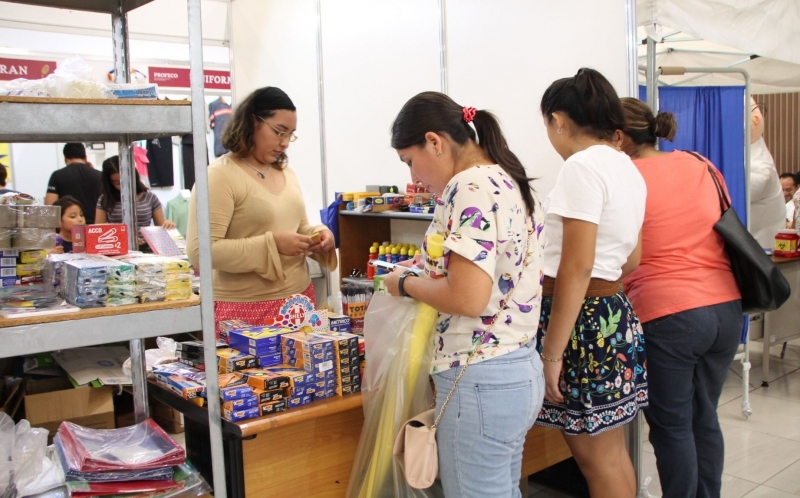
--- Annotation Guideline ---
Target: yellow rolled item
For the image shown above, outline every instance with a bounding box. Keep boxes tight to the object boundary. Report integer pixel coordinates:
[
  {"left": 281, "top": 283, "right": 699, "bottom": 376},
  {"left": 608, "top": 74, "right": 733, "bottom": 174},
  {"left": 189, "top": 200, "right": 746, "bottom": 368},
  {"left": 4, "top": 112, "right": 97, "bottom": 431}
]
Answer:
[{"left": 359, "top": 234, "right": 444, "bottom": 496}]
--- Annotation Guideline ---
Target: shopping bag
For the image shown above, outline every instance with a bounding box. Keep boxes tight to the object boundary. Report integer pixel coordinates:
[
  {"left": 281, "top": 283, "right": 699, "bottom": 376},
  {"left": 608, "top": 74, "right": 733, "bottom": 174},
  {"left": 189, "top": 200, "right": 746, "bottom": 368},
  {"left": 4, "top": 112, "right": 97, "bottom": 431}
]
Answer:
[
  {"left": 320, "top": 195, "right": 344, "bottom": 248},
  {"left": 346, "top": 293, "right": 443, "bottom": 498}
]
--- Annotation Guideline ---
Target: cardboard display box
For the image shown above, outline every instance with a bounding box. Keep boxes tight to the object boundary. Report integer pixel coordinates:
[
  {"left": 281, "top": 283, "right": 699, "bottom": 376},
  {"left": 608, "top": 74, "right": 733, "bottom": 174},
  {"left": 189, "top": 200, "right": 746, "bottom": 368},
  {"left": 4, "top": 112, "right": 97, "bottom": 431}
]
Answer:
[{"left": 24, "top": 377, "right": 114, "bottom": 441}]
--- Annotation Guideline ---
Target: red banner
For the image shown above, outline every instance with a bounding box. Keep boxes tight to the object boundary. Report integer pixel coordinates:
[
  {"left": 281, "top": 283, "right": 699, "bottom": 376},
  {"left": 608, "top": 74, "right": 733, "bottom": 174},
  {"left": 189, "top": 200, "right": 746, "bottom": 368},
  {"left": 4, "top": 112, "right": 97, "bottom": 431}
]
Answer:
[
  {"left": 148, "top": 67, "right": 230, "bottom": 90},
  {"left": 0, "top": 58, "right": 56, "bottom": 81}
]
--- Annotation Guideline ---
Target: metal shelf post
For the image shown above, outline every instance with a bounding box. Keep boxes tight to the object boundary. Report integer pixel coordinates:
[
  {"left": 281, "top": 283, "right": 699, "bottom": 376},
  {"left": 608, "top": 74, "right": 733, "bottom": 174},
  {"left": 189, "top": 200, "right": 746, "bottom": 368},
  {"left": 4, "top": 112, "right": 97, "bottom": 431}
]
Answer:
[{"left": 187, "top": 0, "right": 226, "bottom": 495}]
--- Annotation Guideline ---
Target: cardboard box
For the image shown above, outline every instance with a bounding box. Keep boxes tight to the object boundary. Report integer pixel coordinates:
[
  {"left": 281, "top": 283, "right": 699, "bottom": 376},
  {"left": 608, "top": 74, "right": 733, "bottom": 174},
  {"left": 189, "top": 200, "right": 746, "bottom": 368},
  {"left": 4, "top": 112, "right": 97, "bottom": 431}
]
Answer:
[
  {"left": 242, "top": 369, "right": 290, "bottom": 391},
  {"left": 218, "top": 372, "right": 251, "bottom": 402},
  {"left": 256, "top": 353, "right": 283, "bottom": 368},
  {"left": 72, "top": 224, "right": 129, "bottom": 256},
  {"left": 24, "top": 377, "right": 114, "bottom": 441},
  {"left": 259, "top": 399, "right": 287, "bottom": 416},
  {"left": 263, "top": 366, "right": 316, "bottom": 387},
  {"left": 285, "top": 394, "right": 313, "bottom": 409},
  {"left": 222, "top": 396, "right": 259, "bottom": 411},
  {"left": 151, "top": 396, "right": 184, "bottom": 434},
  {"left": 223, "top": 406, "right": 260, "bottom": 422},
  {"left": 228, "top": 326, "right": 286, "bottom": 356},
  {"left": 341, "top": 384, "right": 361, "bottom": 396},
  {"left": 252, "top": 388, "right": 284, "bottom": 404},
  {"left": 216, "top": 349, "right": 256, "bottom": 373}
]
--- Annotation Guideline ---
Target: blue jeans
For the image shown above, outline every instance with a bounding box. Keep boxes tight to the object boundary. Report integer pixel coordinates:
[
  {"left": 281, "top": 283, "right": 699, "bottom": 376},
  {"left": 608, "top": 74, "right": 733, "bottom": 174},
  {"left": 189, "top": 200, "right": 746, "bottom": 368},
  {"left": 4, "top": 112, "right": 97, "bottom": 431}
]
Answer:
[
  {"left": 432, "top": 342, "right": 545, "bottom": 498},
  {"left": 642, "top": 300, "right": 742, "bottom": 498}
]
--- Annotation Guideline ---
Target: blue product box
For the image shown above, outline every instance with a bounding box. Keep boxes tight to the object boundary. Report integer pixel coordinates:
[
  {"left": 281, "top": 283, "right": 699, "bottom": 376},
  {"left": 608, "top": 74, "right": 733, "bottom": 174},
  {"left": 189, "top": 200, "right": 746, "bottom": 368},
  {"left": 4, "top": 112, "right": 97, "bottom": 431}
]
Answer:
[
  {"left": 220, "top": 385, "right": 254, "bottom": 402},
  {"left": 257, "top": 353, "right": 283, "bottom": 368},
  {"left": 285, "top": 394, "right": 314, "bottom": 409},
  {"left": 223, "top": 406, "right": 260, "bottom": 422},
  {"left": 228, "top": 326, "right": 286, "bottom": 355},
  {"left": 259, "top": 399, "right": 287, "bottom": 416},
  {"left": 328, "top": 314, "right": 351, "bottom": 332},
  {"left": 223, "top": 396, "right": 259, "bottom": 410}
]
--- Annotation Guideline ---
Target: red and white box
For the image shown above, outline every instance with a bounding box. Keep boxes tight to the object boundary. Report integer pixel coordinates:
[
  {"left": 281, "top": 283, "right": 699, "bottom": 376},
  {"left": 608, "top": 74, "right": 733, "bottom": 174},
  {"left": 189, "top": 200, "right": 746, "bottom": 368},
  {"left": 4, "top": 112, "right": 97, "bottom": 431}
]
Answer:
[{"left": 72, "top": 224, "right": 129, "bottom": 256}]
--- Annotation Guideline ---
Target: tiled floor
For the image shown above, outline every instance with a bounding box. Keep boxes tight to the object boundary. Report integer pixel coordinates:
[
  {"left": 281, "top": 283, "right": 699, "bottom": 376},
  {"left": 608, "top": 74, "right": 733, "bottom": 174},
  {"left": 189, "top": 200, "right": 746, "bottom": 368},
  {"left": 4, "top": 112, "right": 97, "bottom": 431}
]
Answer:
[{"left": 530, "top": 340, "right": 800, "bottom": 497}]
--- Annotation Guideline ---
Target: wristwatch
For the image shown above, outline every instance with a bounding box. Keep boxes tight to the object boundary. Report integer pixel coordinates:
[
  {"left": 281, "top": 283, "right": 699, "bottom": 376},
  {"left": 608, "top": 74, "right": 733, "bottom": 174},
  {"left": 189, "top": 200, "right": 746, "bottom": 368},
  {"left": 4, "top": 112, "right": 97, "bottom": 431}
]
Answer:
[{"left": 398, "top": 270, "right": 419, "bottom": 297}]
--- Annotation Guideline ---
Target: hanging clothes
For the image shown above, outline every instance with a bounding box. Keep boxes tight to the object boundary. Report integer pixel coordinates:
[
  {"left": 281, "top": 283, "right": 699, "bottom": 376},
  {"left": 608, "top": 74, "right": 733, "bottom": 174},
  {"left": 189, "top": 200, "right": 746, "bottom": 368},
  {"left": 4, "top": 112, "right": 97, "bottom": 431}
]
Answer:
[
  {"left": 181, "top": 134, "right": 195, "bottom": 190},
  {"left": 208, "top": 97, "right": 232, "bottom": 158},
  {"left": 133, "top": 145, "right": 150, "bottom": 187},
  {"left": 146, "top": 137, "right": 175, "bottom": 188},
  {"left": 166, "top": 192, "right": 190, "bottom": 238}
]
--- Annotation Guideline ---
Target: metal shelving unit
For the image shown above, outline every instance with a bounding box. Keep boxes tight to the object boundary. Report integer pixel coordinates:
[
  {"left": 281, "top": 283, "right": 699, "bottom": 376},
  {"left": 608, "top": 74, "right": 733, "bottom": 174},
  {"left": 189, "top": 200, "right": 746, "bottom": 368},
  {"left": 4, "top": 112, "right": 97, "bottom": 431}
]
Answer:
[
  {"left": 0, "top": 0, "right": 226, "bottom": 496},
  {"left": 339, "top": 210, "right": 434, "bottom": 221}
]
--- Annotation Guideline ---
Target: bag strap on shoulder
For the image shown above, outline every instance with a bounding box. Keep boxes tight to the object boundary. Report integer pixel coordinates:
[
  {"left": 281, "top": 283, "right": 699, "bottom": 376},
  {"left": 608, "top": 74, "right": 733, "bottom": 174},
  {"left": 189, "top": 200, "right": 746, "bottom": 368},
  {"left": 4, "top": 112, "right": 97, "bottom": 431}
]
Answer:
[{"left": 682, "top": 150, "right": 731, "bottom": 214}]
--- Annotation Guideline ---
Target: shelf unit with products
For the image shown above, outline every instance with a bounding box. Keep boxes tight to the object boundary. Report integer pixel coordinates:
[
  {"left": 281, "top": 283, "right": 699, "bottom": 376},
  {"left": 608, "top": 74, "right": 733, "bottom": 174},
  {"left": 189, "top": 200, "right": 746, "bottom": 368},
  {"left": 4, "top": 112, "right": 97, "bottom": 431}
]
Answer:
[{"left": 0, "top": 0, "right": 226, "bottom": 496}]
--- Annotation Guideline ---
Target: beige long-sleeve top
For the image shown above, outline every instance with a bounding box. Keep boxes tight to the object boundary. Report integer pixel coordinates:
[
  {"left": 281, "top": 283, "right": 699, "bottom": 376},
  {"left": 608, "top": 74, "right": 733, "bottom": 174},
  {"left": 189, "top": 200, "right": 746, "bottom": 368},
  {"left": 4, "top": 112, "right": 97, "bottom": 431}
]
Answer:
[{"left": 187, "top": 156, "right": 337, "bottom": 302}]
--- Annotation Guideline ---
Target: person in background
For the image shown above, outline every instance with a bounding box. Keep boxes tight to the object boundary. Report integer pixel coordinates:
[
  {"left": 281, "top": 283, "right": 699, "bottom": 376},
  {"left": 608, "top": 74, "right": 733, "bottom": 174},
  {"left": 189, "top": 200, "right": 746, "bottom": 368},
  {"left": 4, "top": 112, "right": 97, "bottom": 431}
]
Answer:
[
  {"left": 50, "top": 195, "right": 85, "bottom": 254},
  {"left": 45, "top": 143, "right": 102, "bottom": 225},
  {"left": 779, "top": 172, "right": 798, "bottom": 227},
  {"left": 186, "top": 87, "right": 337, "bottom": 334},
  {"left": 536, "top": 68, "right": 647, "bottom": 498},
  {"left": 384, "top": 91, "right": 545, "bottom": 497},
  {"left": 95, "top": 156, "right": 175, "bottom": 250},
  {"left": 748, "top": 99, "right": 785, "bottom": 247},
  {"left": 0, "top": 165, "right": 18, "bottom": 195},
  {"left": 618, "top": 98, "right": 742, "bottom": 498}
]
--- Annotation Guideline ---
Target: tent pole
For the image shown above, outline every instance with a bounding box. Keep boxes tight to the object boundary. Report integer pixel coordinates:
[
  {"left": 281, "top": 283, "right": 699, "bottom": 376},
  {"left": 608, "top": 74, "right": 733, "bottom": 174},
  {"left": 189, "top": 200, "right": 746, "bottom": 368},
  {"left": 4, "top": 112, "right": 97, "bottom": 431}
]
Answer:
[{"left": 646, "top": 36, "right": 658, "bottom": 115}]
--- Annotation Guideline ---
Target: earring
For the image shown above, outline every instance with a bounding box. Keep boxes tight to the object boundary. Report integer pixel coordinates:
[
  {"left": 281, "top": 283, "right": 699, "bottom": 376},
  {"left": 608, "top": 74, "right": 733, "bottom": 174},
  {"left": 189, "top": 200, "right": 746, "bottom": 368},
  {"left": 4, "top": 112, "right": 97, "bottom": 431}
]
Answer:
[
  {"left": 557, "top": 128, "right": 563, "bottom": 135},
  {"left": 436, "top": 150, "right": 442, "bottom": 157}
]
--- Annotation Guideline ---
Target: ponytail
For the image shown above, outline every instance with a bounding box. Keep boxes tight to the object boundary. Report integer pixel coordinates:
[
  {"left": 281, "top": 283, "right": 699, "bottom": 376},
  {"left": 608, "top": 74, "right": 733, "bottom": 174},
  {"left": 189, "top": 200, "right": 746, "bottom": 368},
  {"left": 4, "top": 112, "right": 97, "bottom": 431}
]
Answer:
[
  {"left": 391, "top": 91, "right": 537, "bottom": 216},
  {"left": 472, "top": 110, "right": 536, "bottom": 216}
]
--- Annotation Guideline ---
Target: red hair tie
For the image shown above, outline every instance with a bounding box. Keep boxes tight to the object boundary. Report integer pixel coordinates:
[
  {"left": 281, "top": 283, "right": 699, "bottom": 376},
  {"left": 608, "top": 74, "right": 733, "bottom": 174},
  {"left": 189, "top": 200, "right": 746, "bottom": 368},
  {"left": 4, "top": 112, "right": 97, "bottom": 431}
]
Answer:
[{"left": 462, "top": 107, "right": 477, "bottom": 123}]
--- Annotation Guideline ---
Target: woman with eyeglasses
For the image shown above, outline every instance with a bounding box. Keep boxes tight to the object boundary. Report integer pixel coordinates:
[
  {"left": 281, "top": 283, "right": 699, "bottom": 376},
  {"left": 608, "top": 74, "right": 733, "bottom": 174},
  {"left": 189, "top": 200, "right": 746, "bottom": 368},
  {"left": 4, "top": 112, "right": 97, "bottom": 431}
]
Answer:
[{"left": 187, "top": 86, "right": 337, "bottom": 335}]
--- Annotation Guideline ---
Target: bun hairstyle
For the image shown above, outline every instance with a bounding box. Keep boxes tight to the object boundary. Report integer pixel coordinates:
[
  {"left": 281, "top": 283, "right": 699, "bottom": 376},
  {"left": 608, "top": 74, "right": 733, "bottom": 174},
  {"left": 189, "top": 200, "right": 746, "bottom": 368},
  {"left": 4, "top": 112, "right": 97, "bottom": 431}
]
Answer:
[
  {"left": 620, "top": 97, "right": 678, "bottom": 146},
  {"left": 540, "top": 68, "right": 625, "bottom": 141},
  {"left": 223, "top": 86, "right": 296, "bottom": 166},
  {"left": 391, "top": 91, "right": 536, "bottom": 216}
]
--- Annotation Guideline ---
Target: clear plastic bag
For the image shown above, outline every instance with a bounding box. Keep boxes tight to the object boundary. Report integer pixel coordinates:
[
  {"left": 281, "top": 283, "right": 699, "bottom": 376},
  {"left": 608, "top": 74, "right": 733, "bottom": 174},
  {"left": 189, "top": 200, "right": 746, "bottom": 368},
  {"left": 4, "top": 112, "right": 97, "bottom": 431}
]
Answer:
[
  {"left": 2, "top": 57, "right": 112, "bottom": 99},
  {"left": 347, "top": 293, "right": 443, "bottom": 498},
  {"left": 9, "top": 419, "right": 64, "bottom": 497},
  {"left": 122, "top": 337, "right": 179, "bottom": 377},
  {"left": 0, "top": 413, "right": 15, "bottom": 498}
]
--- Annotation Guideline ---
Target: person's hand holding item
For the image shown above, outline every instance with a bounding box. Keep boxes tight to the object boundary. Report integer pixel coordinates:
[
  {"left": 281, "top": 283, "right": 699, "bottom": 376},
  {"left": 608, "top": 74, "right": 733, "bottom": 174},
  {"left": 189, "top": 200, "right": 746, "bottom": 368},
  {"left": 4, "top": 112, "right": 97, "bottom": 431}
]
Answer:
[
  {"left": 274, "top": 232, "right": 312, "bottom": 257},
  {"left": 47, "top": 246, "right": 65, "bottom": 255},
  {"left": 382, "top": 266, "right": 407, "bottom": 297},
  {"left": 162, "top": 220, "right": 176, "bottom": 230},
  {"left": 308, "top": 229, "right": 335, "bottom": 254}
]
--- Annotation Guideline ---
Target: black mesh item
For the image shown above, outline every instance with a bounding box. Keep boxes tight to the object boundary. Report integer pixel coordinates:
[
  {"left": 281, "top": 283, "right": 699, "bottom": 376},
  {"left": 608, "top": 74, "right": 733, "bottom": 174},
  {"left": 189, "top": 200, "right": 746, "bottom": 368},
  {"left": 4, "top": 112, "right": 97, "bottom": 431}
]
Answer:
[{"left": 687, "top": 151, "right": 790, "bottom": 314}]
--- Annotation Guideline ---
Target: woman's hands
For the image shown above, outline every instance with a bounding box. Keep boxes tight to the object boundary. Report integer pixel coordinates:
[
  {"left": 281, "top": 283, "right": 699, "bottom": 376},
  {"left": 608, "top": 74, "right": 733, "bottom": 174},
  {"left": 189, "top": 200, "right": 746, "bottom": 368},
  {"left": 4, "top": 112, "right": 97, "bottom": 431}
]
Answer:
[
  {"left": 162, "top": 220, "right": 177, "bottom": 230},
  {"left": 274, "top": 232, "right": 312, "bottom": 257},
  {"left": 309, "top": 229, "right": 335, "bottom": 254},
  {"left": 383, "top": 267, "right": 408, "bottom": 297},
  {"left": 542, "top": 357, "right": 565, "bottom": 404}
]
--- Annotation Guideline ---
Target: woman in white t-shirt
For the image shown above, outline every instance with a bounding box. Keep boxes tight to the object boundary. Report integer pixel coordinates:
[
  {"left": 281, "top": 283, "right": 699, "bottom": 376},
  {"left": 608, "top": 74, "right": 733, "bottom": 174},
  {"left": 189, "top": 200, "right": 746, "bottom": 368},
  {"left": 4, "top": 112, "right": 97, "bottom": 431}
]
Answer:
[
  {"left": 535, "top": 68, "right": 648, "bottom": 498},
  {"left": 384, "top": 92, "right": 545, "bottom": 497}
]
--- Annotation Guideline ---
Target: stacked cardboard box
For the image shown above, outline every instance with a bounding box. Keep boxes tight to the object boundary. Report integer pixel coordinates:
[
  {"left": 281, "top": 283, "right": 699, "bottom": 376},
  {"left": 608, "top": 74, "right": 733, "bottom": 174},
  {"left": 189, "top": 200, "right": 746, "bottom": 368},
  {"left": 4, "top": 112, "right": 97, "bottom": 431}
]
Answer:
[
  {"left": 318, "top": 331, "right": 362, "bottom": 396},
  {"left": 281, "top": 332, "right": 337, "bottom": 401}
]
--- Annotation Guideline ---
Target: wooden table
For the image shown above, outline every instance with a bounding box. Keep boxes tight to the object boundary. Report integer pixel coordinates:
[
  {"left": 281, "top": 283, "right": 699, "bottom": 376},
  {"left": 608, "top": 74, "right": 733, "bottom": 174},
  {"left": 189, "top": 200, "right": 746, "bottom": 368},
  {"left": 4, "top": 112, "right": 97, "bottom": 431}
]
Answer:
[{"left": 150, "top": 383, "right": 571, "bottom": 497}]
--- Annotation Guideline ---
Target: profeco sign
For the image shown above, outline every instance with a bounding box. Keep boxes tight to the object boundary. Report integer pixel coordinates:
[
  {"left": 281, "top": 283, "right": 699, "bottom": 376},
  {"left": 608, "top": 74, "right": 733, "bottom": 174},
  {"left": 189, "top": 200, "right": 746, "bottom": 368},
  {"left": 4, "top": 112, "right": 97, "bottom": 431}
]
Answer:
[
  {"left": 148, "top": 66, "right": 231, "bottom": 90},
  {"left": 0, "top": 57, "right": 56, "bottom": 81}
]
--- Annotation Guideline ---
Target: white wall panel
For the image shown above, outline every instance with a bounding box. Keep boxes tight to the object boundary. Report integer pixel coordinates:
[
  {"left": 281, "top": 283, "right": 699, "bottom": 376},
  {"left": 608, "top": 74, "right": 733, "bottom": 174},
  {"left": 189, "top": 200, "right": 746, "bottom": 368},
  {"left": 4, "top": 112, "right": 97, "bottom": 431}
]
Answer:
[
  {"left": 229, "top": 0, "right": 324, "bottom": 223},
  {"left": 319, "top": 0, "right": 441, "bottom": 199},
  {"left": 446, "top": 0, "right": 629, "bottom": 198}
]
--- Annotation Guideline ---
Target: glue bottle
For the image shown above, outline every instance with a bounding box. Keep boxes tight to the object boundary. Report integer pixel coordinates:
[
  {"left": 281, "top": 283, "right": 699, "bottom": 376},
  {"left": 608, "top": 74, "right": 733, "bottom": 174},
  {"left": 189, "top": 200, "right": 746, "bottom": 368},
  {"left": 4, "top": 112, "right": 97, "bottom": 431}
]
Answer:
[
  {"left": 425, "top": 234, "right": 446, "bottom": 279},
  {"left": 377, "top": 246, "right": 388, "bottom": 275},
  {"left": 390, "top": 246, "right": 400, "bottom": 264},
  {"left": 367, "top": 245, "right": 378, "bottom": 279},
  {"left": 399, "top": 247, "right": 408, "bottom": 262}
]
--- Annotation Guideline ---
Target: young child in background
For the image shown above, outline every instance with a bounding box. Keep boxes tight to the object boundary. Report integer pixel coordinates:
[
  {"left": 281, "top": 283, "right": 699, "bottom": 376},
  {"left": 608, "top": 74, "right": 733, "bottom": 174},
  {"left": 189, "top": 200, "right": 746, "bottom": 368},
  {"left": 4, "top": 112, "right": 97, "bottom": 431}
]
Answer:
[{"left": 51, "top": 195, "right": 85, "bottom": 253}]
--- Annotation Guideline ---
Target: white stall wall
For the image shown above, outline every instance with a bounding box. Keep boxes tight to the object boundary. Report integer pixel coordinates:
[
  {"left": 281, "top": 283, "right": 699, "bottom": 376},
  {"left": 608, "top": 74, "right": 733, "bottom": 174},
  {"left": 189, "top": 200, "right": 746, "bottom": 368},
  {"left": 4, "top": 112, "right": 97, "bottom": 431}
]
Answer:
[
  {"left": 229, "top": 0, "right": 324, "bottom": 225},
  {"left": 319, "top": 0, "right": 442, "bottom": 199},
  {"left": 447, "top": 0, "right": 629, "bottom": 197}
]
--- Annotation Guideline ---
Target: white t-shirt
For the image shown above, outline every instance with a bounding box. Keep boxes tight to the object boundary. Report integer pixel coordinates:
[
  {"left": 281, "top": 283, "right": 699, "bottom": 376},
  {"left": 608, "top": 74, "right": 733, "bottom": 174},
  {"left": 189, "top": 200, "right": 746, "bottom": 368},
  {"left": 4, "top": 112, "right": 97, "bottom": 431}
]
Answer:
[
  {"left": 786, "top": 200, "right": 795, "bottom": 224},
  {"left": 749, "top": 137, "right": 786, "bottom": 248},
  {"left": 426, "top": 165, "right": 545, "bottom": 374},
  {"left": 543, "top": 145, "right": 646, "bottom": 281}
]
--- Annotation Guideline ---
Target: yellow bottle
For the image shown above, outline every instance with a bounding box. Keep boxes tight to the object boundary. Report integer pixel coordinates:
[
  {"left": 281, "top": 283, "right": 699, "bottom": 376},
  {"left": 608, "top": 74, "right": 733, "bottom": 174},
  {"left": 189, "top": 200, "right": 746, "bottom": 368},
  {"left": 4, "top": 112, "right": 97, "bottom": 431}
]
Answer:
[{"left": 425, "top": 234, "right": 445, "bottom": 279}]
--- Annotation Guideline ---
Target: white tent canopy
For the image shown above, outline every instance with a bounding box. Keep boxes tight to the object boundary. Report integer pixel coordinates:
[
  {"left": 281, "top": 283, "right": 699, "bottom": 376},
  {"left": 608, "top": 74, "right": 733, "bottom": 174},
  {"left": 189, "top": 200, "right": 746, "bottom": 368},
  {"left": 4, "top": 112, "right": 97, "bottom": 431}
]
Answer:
[{"left": 637, "top": 0, "right": 800, "bottom": 94}]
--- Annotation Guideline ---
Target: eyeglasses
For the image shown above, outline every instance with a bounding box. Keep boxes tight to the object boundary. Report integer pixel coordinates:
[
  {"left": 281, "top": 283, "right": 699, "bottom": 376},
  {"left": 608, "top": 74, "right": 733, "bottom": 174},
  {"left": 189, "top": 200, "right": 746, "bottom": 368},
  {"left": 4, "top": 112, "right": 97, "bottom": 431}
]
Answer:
[
  {"left": 256, "top": 115, "right": 298, "bottom": 142},
  {"left": 751, "top": 102, "right": 768, "bottom": 115}
]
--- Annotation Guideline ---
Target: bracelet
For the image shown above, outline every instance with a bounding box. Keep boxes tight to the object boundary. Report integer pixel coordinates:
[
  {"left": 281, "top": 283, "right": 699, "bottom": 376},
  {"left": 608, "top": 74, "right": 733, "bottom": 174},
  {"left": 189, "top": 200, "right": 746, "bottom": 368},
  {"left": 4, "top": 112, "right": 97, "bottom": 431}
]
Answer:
[
  {"left": 398, "top": 271, "right": 418, "bottom": 297},
  {"left": 540, "top": 352, "right": 563, "bottom": 363}
]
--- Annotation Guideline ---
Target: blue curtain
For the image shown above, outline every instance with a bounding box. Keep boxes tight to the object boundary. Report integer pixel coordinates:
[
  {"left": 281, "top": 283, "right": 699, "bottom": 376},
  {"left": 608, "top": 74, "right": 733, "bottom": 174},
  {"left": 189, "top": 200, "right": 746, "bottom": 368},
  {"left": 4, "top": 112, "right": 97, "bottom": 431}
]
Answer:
[{"left": 638, "top": 85, "right": 747, "bottom": 226}]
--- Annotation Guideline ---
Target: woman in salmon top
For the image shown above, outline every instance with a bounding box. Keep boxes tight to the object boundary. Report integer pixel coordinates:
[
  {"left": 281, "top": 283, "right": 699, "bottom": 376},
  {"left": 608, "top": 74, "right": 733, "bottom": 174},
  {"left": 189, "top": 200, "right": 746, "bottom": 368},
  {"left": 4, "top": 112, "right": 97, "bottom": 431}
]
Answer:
[{"left": 619, "top": 97, "right": 742, "bottom": 498}]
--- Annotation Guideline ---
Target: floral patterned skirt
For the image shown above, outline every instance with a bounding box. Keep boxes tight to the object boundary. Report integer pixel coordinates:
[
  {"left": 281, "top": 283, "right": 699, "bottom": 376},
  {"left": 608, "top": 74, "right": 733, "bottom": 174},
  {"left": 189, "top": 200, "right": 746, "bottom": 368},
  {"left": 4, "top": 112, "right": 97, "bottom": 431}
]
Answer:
[{"left": 536, "top": 291, "right": 648, "bottom": 435}]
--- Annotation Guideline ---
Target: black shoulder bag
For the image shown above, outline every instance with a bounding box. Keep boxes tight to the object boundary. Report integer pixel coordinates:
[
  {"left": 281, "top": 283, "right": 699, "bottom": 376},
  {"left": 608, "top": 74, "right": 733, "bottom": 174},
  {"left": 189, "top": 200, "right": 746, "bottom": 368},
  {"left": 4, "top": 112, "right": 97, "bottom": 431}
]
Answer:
[{"left": 686, "top": 151, "right": 790, "bottom": 314}]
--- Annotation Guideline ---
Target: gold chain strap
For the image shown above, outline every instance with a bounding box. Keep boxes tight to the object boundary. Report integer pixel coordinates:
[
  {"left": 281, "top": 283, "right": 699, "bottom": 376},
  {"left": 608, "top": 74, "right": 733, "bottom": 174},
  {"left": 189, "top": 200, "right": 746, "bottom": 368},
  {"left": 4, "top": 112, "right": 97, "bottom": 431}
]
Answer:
[{"left": 432, "top": 223, "right": 534, "bottom": 429}]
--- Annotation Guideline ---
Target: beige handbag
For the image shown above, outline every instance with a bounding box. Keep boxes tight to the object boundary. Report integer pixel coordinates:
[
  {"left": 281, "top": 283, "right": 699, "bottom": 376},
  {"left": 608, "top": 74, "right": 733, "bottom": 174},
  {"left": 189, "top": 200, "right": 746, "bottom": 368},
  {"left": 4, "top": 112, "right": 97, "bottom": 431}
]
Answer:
[{"left": 393, "top": 226, "right": 533, "bottom": 489}]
